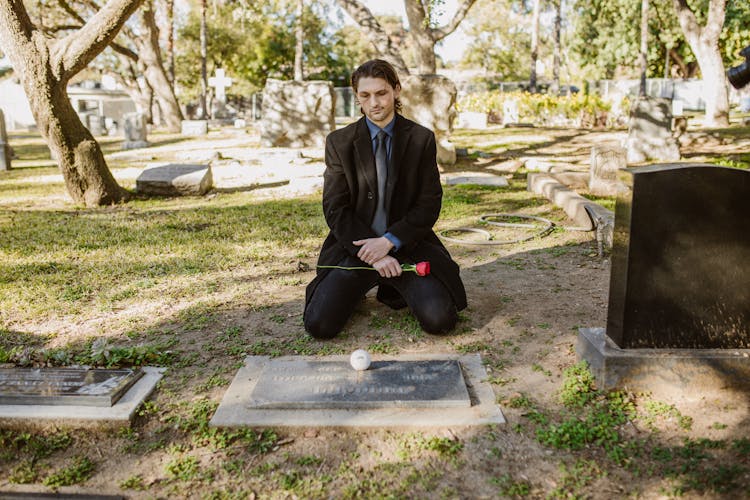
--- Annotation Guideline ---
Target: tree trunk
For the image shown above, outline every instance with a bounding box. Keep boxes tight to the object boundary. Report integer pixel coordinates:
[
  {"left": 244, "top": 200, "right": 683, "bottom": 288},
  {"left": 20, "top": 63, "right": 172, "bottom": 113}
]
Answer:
[
  {"left": 294, "top": 0, "right": 304, "bottom": 81},
  {"left": 529, "top": 0, "right": 541, "bottom": 93},
  {"left": 672, "top": 0, "right": 728, "bottom": 127},
  {"left": 404, "top": 0, "right": 437, "bottom": 74},
  {"left": 199, "top": 0, "right": 208, "bottom": 119},
  {"left": 551, "top": 0, "right": 561, "bottom": 95},
  {"left": 640, "top": 0, "right": 648, "bottom": 96},
  {"left": 137, "top": 4, "right": 183, "bottom": 131},
  {"left": 335, "top": 0, "right": 409, "bottom": 75},
  {"left": 0, "top": 0, "right": 142, "bottom": 206},
  {"left": 165, "top": 0, "right": 175, "bottom": 86}
]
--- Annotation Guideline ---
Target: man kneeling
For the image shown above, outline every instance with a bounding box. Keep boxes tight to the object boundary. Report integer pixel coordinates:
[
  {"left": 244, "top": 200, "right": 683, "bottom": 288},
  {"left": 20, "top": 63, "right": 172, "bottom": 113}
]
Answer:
[{"left": 304, "top": 59, "right": 466, "bottom": 339}]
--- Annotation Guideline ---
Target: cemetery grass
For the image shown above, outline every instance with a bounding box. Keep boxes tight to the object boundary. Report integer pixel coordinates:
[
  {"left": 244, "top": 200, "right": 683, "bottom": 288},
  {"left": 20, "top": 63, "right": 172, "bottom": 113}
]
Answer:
[{"left": 1, "top": 126, "right": 750, "bottom": 498}]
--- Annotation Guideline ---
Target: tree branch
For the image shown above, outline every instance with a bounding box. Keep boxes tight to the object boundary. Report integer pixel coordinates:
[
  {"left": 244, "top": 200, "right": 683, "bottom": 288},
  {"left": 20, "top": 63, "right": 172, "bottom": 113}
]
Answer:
[
  {"left": 703, "top": 0, "right": 727, "bottom": 43},
  {"left": 431, "top": 0, "right": 477, "bottom": 41},
  {"left": 51, "top": 0, "right": 144, "bottom": 78},
  {"left": 335, "top": 0, "right": 409, "bottom": 74}
]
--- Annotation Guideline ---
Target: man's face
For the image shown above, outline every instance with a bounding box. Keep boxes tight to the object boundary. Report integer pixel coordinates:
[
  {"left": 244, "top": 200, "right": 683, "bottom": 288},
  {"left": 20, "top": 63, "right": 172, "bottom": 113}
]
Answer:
[{"left": 355, "top": 76, "right": 400, "bottom": 128}]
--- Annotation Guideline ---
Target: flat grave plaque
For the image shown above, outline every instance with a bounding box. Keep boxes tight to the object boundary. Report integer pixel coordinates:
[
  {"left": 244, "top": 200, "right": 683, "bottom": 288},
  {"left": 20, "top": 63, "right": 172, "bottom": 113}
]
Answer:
[
  {"left": 248, "top": 359, "right": 471, "bottom": 409},
  {"left": 0, "top": 368, "right": 143, "bottom": 407}
]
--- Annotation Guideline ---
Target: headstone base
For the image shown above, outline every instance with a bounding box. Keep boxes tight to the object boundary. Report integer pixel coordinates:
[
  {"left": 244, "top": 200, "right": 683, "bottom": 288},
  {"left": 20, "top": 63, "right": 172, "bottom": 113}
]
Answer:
[
  {"left": 577, "top": 328, "right": 750, "bottom": 398},
  {"left": 123, "top": 140, "right": 150, "bottom": 150},
  {"left": 0, "top": 367, "right": 164, "bottom": 429},
  {"left": 211, "top": 354, "right": 504, "bottom": 428}
]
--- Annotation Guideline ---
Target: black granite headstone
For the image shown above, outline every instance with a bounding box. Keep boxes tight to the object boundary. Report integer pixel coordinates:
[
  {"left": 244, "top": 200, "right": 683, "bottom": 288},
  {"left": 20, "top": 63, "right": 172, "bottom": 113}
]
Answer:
[
  {"left": 607, "top": 164, "right": 750, "bottom": 348},
  {"left": 248, "top": 359, "right": 471, "bottom": 409},
  {"left": 0, "top": 367, "right": 143, "bottom": 407}
]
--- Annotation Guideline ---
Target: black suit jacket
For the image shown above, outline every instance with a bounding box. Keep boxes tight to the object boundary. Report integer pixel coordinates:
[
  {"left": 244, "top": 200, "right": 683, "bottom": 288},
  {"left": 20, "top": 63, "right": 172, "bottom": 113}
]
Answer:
[{"left": 305, "top": 114, "right": 467, "bottom": 311}]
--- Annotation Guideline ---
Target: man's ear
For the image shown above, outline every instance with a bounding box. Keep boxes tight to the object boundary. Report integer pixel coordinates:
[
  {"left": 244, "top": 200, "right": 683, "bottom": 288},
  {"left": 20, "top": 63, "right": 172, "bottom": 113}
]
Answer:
[{"left": 393, "top": 84, "right": 401, "bottom": 99}]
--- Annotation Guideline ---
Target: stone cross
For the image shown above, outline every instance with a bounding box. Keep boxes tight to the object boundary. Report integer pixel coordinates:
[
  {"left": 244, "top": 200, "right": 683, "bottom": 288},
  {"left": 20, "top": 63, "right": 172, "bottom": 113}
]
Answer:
[{"left": 208, "top": 68, "right": 233, "bottom": 103}]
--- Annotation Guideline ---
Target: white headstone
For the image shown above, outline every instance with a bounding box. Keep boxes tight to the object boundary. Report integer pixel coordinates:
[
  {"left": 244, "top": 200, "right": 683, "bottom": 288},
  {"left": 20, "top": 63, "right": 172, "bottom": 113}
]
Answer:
[
  {"left": 626, "top": 97, "right": 680, "bottom": 164},
  {"left": 503, "top": 99, "right": 520, "bottom": 125},
  {"left": 589, "top": 146, "right": 628, "bottom": 196},
  {"left": 123, "top": 112, "right": 149, "bottom": 150},
  {"left": 181, "top": 120, "right": 209, "bottom": 136}
]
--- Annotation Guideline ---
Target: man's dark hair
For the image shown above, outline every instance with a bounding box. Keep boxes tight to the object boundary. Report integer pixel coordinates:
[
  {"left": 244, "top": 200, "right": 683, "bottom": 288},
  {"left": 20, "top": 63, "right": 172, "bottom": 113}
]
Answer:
[{"left": 351, "top": 59, "right": 402, "bottom": 113}]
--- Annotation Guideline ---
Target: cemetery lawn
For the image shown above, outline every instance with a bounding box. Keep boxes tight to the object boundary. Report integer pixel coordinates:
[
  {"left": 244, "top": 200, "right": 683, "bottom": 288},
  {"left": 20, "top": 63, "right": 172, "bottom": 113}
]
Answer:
[{"left": 1, "top": 124, "right": 750, "bottom": 498}]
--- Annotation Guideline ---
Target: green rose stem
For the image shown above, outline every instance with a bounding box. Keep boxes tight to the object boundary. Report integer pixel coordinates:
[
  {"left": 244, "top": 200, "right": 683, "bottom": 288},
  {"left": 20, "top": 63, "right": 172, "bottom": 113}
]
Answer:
[{"left": 317, "top": 261, "right": 430, "bottom": 276}]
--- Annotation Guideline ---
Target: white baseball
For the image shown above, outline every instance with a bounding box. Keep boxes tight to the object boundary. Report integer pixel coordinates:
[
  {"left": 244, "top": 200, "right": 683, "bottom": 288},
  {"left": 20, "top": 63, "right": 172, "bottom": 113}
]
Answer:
[{"left": 350, "top": 349, "right": 371, "bottom": 371}]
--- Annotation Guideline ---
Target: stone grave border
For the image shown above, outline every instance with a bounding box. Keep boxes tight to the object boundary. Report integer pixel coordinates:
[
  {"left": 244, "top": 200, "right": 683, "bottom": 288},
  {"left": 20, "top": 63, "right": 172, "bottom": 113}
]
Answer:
[
  {"left": 211, "top": 354, "right": 505, "bottom": 428},
  {"left": 0, "top": 367, "right": 164, "bottom": 428}
]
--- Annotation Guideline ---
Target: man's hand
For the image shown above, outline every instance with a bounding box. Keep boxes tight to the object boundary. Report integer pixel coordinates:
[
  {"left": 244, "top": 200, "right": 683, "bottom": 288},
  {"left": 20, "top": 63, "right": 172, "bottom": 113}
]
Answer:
[
  {"left": 372, "top": 255, "right": 402, "bottom": 278},
  {"left": 353, "top": 237, "right": 394, "bottom": 265}
]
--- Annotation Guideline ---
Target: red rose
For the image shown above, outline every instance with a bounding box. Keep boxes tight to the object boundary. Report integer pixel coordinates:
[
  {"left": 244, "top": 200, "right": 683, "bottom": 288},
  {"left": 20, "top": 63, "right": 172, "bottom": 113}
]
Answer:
[{"left": 415, "top": 261, "right": 430, "bottom": 276}]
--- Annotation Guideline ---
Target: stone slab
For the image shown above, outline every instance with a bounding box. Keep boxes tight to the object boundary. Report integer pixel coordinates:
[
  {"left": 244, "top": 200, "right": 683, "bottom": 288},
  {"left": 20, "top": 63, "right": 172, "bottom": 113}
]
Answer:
[
  {"left": 577, "top": 328, "right": 750, "bottom": 397},
  {"left": 181, "top": 120, "right": 208, "bottom": 136},
  {"left": 136, "top": 163, "right": 212, "bottom": 196},
  {"left": 248, "top": 359, "right": 470, "bottom": 409},
  {"left": 211, "top": 354, "right": 505, "bottom": 428},
  {"left": 0, "top": 367, "right": 164, "bottom": 428},
  {"left": 0, "top": 367, "right": 143, "bottom": 407},
  {"left": 443, "top": 172, "right": 509, "bottom": 187}
]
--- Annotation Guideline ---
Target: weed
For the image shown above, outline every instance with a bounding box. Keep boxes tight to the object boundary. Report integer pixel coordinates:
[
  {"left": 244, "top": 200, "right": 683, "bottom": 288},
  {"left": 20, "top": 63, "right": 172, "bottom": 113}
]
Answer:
[
  {"left": 119, "top": 474, "right": 146, "bottom": 490},
  {"left": 531, "top": 363, "right": 551, "bottom": 377},
  {"left": 165, "top": 455, "right": 200, "bottom": 481},
  {"left": 490, "top": 473, "right": 532, "bottom": 496},
  {"left": 548, "top": 459, "right": 604, "bottom": 499},
  {"left": 43, "top": 456, "right": 95, "bottom": 487},
  {"left": 9, "top": 460, "right": 38, "bottom": 484},
  {"left": 295, "top": 455, "right": 323, "bottom": 466},
  {"left": 641, "top": 399, "right": 693, "bottom": 431},
  {"left": 196, "top": 374, "right": 230, "bottom": 392},
  {"left": 559, "top": 361, "right": 597, "bottom": 407},
  {"left": 507, "top": 393, "right": 534, "bottom": 409},
  {"left": 731, "top": 438, "right": 750, "bottom": 456}
]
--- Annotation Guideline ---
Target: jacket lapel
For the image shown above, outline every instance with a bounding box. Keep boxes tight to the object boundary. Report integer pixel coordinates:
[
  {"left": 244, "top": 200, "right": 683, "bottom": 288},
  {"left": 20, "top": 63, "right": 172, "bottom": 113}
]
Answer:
[
  {"left": 386, "top": 114, "right": 412, "bottom": 211},
  {"left": 353, "top": 118, "right": 377, "bottom": 195}
]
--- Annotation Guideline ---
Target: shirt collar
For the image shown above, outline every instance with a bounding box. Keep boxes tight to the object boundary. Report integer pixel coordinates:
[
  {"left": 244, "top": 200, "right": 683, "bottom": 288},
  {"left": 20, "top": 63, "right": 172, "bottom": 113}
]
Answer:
[{"left": 365, "top": 115, "right": 396, "bottom": 140}]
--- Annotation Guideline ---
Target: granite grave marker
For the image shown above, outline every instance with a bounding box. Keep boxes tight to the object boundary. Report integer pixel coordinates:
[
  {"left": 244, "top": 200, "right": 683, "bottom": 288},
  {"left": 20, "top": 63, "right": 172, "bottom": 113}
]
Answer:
[
  {"left": 606, "top": 164, "right": 749, "bottom": 349},
  {"left": 0, "top": 367, "right": 143, "bottom": 407},
  {"left": 211, "top": 354, "right": 505, "bottom": 428},
  {"left": 248, "top": 359, "right": 471, "bottom": 409}
]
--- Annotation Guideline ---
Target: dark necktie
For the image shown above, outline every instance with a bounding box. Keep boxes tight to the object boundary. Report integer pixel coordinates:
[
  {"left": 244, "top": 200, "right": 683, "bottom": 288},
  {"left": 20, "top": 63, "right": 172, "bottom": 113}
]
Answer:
[{"left": 371, "top": 130, "right": 388, "bottom": 235}]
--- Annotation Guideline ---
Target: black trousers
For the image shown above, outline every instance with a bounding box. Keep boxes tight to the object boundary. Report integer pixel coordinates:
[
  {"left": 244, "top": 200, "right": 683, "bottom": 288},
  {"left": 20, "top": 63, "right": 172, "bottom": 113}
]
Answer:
[{"left": 304, "top": 255, "right": 458, "bottom": 339}]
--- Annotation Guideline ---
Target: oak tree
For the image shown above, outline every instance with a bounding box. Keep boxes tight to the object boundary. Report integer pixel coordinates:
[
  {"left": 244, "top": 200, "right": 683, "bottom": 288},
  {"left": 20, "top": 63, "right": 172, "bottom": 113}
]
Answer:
[{"left": 0, "top": 0, "right": 143, "bottom": 205}]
